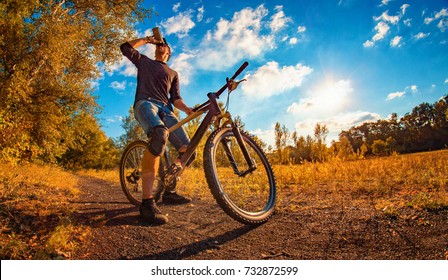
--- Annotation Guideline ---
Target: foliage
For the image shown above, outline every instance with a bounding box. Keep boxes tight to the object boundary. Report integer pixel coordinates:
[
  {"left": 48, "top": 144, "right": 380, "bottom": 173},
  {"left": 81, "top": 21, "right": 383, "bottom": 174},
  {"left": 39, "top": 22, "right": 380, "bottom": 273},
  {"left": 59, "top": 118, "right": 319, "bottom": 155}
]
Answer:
[
  {"left": 340, "top": 96, "right": 448, "bottom": 155},
  {"left": 273, "top": 96, "right": 447, "bottom": 165},
  {"left": 0, "top": 0, "right": 150, "bottom": 165},
  {"left": 276, "top": 122, "right": 330, "bottom": 164},
  {"left": 0, "top": 162, "right": 84, "bottom": 259},
  {"left": 58, "top": 113, "right": 119, "bottom": 170},
  {"left": 116, "top": 106, "right": 147, "bottom": 150},
  {"left": 274, "top": 122, "right": 290, "bottom": 164}
]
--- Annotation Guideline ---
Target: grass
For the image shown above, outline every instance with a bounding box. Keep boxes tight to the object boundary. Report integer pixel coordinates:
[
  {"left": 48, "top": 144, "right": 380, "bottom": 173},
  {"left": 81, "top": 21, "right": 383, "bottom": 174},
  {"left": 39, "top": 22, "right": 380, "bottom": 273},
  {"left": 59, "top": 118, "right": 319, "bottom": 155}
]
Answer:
[
  {"left": 82, "top": 149, "right": 448, "bottom": 213},
  {"left": 273, "top": 150, "right": 448, "bottom": 212},
  {"left": 0, "top": 163, "right": 88, "bottom": 259}
]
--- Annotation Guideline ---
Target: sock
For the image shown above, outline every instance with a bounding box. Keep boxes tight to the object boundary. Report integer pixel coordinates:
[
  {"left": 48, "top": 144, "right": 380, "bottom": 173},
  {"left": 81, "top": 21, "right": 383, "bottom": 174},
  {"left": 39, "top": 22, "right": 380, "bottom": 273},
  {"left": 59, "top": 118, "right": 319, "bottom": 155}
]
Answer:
[{"left": 142, "top": 198, "right": 154, "bottom": 204}]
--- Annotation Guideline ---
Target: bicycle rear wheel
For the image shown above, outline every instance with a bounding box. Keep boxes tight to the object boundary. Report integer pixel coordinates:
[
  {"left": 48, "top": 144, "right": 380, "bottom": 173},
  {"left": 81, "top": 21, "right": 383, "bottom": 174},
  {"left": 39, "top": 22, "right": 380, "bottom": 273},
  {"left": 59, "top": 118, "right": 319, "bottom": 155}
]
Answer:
[
  {"left": 119, "top": 140, "right": 165, "bottom": 206},
  {"left": 203, "top": 127, "right": 276, "bottom": 224}
]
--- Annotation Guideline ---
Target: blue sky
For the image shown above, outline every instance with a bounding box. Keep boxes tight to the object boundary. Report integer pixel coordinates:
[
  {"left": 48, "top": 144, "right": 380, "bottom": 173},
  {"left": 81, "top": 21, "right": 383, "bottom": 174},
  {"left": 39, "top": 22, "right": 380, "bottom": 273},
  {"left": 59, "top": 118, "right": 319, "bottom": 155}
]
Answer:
[{"left": 97, "top": 0, "right": 448, "bottom": 147}]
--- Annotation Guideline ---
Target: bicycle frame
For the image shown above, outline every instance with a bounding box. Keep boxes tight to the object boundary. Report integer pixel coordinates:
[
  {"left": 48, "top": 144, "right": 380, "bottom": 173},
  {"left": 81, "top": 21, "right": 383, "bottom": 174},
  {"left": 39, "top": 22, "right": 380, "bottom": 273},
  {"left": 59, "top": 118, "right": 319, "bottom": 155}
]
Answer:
[{"left": 165, "top": 61, "right": 256, "bottom": 176}]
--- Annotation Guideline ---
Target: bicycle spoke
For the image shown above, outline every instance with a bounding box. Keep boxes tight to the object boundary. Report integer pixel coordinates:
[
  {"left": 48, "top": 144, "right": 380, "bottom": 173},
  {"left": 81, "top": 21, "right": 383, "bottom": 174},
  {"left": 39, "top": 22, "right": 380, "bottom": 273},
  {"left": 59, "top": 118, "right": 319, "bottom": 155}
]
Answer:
[{"left": 204, "top": 128, "right": 276, "bottom": 224}]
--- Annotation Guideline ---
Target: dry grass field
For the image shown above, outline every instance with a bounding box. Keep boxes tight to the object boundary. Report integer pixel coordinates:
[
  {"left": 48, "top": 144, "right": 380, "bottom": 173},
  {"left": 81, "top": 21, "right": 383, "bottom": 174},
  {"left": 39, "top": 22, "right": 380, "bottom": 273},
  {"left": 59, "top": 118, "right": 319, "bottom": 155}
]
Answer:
[
  {"left": 0, "top": 164, "right": 88, "bottom": 259},
  {"left": 1, "top": 149, "right": 447, "bottom": 259},
  {"left": 81, "top": 149, "right": 448, "bottom": 213}
]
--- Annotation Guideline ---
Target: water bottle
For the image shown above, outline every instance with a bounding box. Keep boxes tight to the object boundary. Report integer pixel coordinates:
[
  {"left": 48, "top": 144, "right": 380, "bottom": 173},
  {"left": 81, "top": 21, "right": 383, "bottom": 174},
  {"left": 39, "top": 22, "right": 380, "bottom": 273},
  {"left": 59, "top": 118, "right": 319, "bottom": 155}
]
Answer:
[{"left": 152, "top": 27, "right": 163, "bottom": 43}]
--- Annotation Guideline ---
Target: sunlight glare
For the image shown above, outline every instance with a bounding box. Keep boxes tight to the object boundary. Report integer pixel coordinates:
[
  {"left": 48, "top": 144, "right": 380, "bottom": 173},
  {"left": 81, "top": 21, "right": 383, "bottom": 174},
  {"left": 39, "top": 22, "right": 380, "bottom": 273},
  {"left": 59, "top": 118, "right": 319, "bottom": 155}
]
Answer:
[{"left": 312, "top": 79, "right": 352, "bottom": 113}]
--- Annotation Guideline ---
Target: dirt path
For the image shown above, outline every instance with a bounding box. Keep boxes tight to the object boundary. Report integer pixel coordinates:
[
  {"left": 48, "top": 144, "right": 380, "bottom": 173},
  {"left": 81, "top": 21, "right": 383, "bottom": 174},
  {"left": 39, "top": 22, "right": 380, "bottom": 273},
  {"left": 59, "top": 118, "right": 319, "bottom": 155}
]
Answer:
[{"left": 71, "top": 175, "right": 448, "bottom": 260}]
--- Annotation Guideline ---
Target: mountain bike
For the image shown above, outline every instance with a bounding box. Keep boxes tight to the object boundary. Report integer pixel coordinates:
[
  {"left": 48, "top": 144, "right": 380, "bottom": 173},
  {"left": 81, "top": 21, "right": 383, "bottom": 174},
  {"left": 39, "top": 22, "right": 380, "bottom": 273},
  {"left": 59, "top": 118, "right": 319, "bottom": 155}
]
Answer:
[{"left": 119, "top": 62, "right": 276, "bottom": 224}]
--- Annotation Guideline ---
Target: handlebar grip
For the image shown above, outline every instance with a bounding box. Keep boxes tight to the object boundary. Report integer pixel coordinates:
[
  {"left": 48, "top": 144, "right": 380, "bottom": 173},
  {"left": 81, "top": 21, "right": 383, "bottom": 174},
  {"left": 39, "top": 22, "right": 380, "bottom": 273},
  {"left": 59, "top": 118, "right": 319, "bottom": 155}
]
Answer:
[{"left": 231, "top": 61, "right": 249, "bottom": 80}]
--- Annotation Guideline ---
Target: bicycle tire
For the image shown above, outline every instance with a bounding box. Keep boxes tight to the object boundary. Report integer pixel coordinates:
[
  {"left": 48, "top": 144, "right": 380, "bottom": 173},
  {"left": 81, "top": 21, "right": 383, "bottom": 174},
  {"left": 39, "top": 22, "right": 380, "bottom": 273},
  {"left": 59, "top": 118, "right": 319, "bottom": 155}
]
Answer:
[
  {"left": 203, "top": 127, "right": 277, "bottom": 224},
  {"left": 119, "top": 140, "right": 165, "bottom": 206}
]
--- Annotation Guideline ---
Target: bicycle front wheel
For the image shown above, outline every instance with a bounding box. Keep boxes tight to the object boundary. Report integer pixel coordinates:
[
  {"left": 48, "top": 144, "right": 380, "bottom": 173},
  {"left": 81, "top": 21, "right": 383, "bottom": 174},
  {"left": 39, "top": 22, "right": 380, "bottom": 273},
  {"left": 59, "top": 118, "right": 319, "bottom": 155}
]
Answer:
[
  {"left": 119, "top": 140, "right": 165, "bottom": 206},
  {"left": 203, "top": 127, "right": 276, "bottom": 224}
]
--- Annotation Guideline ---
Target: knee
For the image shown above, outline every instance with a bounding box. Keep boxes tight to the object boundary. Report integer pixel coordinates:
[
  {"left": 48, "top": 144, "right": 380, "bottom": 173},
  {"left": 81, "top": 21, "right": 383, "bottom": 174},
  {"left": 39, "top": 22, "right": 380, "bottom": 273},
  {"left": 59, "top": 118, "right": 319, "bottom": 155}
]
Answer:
[{"left": 147, "top": 125, "right": 169, "bottom": 156}]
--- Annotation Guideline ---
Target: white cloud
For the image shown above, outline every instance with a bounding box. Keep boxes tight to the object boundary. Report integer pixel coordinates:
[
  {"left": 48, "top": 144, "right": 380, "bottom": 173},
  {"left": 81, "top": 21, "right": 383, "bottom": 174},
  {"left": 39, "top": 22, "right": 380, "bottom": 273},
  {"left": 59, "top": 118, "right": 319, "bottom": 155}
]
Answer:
[
  {"left": 363, "top": 40, "right": 374, "bottom": 48},
  {"left": 437, "top": 18, "right": 448, "bottom": 32},
  {"left": 170, "top": 52, "right": 196, "bottom": 85},
  {"left": 435, "top": 8, "right": 448, "bottom": 18},
  {"left": 365, "top": 5, "right": 419, "bottom": 48},
  {"left": 364, "top": 21, "right": 390, "bottom": 47},
  {"left": 197, "top": 6, "right": 205, "bottom": 22},
  {"left": 324, "top": 111, "right": 381, "bottom": 131},
  {"left": 108, "top": 44, "right": 155, "bottom": 77},
  {"left": 387, "top": 91, "right": 406, "bottom": 100},
  {"left": 374, "top": 10, "right": 400, "bottom": 24},
  {"left": 424, "top": 17, "right": 435, "bottom": 25},
  {"left": 297, "top": 26, "right": 306, "bottom": 33},
  {"left": 373, "top": 21, "right": 391, "bottom": 40},
  {"left": 250, "top": 128, "right": 276, "bottom": 148},
  {"left": 401, "top": 4, "right": 410, "bottom": 15},
  {"left": 173, "top": 2, "right": 181, "bottom": 12},
  {"left": 390, "top": 35, "right": 403, "bottom": 47},
  {"left": 196, "top": 5, "right": 275, "bottom": 70},
  {"left": 414, "top": 32, "right": 430, "bottom": 40},
  {"left": 110, "top": 81, "right": 127, "bottom": 91},
  {"left": 380, "top": 0, "right": 391, "bottom": 6},
  {"left": 269, "top": 5, "right": 292, "bottom": 32},
  {"left": 161, "top": 10, "right": 195, "bottom": 38},
  {"left": 241, "top": 61, "right": 313, "bottom": 99},
  {"left": 387, "top": 85, "right": 418, "bottom": 100},
  {"left": 289, "top": 37, "right": 298, "bottom": 45},
  {"left": 403, "top": 18, "right": 412, "bottom": 27},
  {"left": 424, "top": 8, "right": 448, "bottom": 31},
  {"left": 287, "top": 80, "right": 353, "bottom": 115},
  {"left": 293, "top": 111, "right": 381, "bottom": 142},
  {"left": 445, "top": 78, "right": 448, "bottom": 84},
  {"left": 106, "top": 115, "right": 124, "bottom": 123}
]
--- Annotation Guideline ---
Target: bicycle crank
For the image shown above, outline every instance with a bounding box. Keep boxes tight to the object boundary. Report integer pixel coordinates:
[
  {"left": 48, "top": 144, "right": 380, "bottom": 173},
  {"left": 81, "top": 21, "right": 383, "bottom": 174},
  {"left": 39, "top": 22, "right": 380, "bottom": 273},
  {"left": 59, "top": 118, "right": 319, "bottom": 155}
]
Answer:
[{"left": 162, "top": 163, "right": 182, "bottom": 191}]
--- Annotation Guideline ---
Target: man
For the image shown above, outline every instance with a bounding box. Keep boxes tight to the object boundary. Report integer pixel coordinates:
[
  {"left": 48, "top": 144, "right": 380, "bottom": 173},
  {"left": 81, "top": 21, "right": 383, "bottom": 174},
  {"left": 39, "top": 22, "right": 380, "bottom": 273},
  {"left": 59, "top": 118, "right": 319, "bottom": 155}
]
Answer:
[{"left": 120, "top": 35, "right": 193, "bottom": 225}]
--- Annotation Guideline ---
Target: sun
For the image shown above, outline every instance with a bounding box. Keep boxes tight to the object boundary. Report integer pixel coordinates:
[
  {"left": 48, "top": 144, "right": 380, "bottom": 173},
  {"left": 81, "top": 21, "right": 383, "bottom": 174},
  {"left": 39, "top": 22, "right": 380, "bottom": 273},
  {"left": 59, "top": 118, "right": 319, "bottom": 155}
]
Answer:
[{"left": 312, "top": 79, "right": 353, "bottom": 113}]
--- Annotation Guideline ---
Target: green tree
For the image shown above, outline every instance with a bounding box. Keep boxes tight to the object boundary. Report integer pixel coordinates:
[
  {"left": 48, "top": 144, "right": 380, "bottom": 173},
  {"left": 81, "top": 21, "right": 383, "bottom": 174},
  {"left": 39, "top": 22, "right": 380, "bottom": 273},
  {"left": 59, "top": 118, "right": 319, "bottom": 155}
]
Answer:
[
  {"left": 0, "top": 0, "right": 150, "bottom": 163},
  {"left": 334, "top": 135, "right": 355, "bottom": 161},
  {"left": 59, "top": 113, "right": 119, "bottom": 169},
  {"left": 274, "top": 122, "right": 289, "bottom": 164},
  {"left": 311, "top": 123, "right": 329, "bottom": 162},
  {"left": 274, "top": 122, "right": 282, "bottom": 163},
  {"left": 117, "top": 107, "right": 146, "bottom": 149},
  {"left": 372, "top": 139, "right": 387, "bottom": 155}
]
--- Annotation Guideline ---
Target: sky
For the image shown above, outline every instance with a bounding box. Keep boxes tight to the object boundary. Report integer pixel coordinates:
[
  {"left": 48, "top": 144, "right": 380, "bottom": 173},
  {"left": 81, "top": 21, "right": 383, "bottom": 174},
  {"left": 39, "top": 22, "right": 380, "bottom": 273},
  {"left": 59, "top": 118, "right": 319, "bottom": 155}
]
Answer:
[{"left": 96, "top": 0, "right": 448, "bottom": 147}]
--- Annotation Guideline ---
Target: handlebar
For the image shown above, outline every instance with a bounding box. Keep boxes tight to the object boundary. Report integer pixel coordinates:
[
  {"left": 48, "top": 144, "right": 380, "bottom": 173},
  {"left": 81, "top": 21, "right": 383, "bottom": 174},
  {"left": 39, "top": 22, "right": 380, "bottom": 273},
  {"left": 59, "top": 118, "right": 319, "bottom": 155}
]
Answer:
[
  {"left": 215, "top": 61, "right": 248, "bottom": 98},
  {"left": 193, "top": 61, "right": 249, "bottom": 112},
  {"left": 231, "top": 61, "right": 249, "bottom": 81}
]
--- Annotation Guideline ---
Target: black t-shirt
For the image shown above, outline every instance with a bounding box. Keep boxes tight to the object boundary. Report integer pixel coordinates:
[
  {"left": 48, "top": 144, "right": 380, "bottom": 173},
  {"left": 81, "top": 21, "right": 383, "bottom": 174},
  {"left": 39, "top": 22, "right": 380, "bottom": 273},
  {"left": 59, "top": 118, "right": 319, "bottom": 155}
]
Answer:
[{"left": 120, "top": 42, "right": 181, "bottom": 107}]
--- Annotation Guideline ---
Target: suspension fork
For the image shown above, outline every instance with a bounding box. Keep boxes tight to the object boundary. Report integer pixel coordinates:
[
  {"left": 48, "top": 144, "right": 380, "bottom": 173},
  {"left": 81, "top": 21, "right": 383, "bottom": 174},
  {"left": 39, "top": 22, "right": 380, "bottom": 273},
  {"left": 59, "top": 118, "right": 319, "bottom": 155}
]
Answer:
[
  {"left": 230, "top": 121, "right": 257, "bottom": 175},
  {"left": 220, "top": 137, "right": 240, "bottom": 174}
]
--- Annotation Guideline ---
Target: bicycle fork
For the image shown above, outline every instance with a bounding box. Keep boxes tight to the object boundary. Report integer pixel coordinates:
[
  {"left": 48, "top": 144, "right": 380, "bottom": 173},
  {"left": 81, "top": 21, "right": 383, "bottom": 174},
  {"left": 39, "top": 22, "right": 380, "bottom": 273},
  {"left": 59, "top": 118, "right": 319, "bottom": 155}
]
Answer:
[{"left": 221, "top": 121, "right": 257, "bottom": 177}]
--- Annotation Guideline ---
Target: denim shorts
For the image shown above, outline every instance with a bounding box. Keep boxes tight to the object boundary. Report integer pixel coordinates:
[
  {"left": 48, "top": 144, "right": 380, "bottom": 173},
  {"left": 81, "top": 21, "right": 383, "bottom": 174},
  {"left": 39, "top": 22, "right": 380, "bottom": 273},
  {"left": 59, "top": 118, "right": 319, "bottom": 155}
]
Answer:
[{"left": 134, "top": 99, "right": 190, "bottom": 151}]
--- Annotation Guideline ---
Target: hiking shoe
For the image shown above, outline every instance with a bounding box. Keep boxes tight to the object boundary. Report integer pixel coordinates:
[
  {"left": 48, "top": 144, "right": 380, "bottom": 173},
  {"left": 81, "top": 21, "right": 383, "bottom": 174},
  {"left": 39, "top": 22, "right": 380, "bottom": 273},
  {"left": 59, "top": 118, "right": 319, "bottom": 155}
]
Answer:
[
  {"left": 139, "top": 199, "right": 168, "bottom": 224},
  {"left": 162, "top": 191, "right": 192, "bottom": 205}
]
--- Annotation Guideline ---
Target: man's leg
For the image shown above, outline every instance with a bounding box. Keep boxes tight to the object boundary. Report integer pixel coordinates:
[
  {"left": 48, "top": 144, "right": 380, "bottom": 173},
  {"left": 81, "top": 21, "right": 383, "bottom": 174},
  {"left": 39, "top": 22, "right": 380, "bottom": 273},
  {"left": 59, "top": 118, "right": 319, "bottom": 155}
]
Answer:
[
  {"left": 141, "top": 149, "right": 159, "bottom": 199},
  {"left": 161, "top": 144, "right": 193, "bottom": 205},
  {"left": 133, "top": 100, "right": 169, "bottom": 224},
  {"left": 139, "top": 149, "right": 168, "bottom": 224},
  {"left": 160, "top": 107, "right": 193, "bottom": 204}
]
